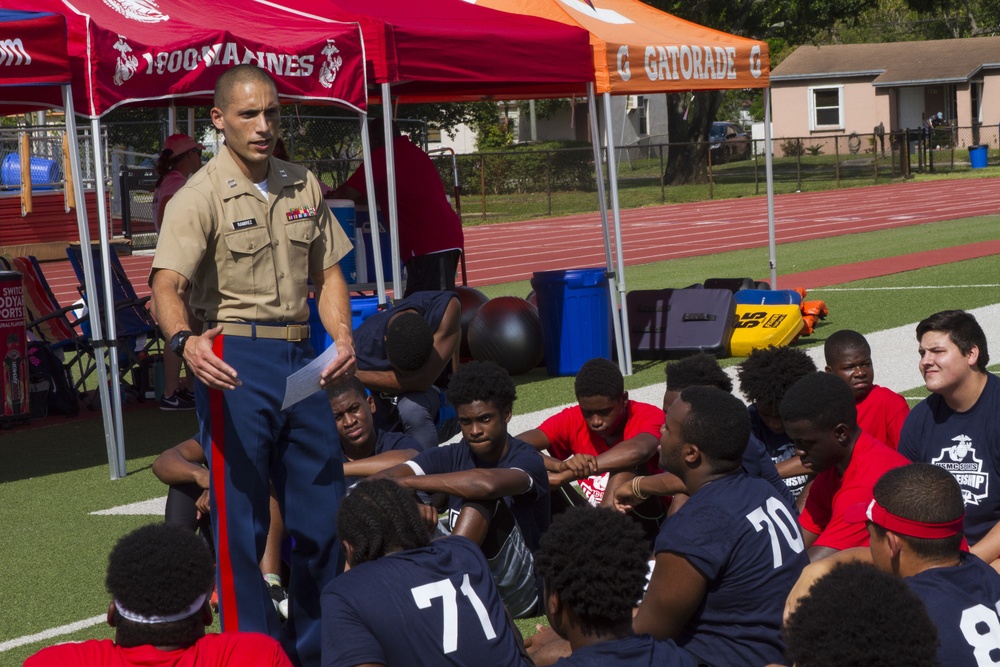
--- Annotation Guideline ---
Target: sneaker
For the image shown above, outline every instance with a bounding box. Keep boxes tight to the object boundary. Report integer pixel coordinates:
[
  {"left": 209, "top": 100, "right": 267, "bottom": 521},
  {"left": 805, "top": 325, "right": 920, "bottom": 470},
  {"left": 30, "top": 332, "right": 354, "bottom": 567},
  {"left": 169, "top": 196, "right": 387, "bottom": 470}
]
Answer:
[
  {"left": 268, "top": 583, "right": 289, "bottom": 620},
  {"left": 160, "top": 389, "right": 196, "bottom": 411},
  {"left": 178, "top": 387, "right": 196, "bottom": 403}
]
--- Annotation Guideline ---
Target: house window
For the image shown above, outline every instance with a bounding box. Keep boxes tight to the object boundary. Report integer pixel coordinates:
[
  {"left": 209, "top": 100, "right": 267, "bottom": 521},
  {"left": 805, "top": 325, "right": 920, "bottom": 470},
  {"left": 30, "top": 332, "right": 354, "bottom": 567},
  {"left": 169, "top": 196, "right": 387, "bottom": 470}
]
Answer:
[
  {"left": 808, "top": 86, "right": 844, "bottom": 131},
  {"left": 638, "top": 95, "right": 648, "bottom": 135}
]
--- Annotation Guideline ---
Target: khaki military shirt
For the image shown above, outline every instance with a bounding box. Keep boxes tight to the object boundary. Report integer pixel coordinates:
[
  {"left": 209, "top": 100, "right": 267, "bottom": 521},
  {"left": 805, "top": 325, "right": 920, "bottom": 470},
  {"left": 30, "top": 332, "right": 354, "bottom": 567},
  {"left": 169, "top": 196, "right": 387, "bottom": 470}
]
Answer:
[{"left": 152, "top": 146, "right": 351, "bottom": 323}]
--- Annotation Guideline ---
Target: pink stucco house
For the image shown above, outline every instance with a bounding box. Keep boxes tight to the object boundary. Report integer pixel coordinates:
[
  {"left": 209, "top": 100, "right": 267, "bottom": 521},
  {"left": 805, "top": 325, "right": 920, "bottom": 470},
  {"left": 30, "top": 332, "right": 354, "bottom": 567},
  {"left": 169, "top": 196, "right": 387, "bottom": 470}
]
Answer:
[{"left": 770, "top": 36, "right": 1000, "bottom": 146}]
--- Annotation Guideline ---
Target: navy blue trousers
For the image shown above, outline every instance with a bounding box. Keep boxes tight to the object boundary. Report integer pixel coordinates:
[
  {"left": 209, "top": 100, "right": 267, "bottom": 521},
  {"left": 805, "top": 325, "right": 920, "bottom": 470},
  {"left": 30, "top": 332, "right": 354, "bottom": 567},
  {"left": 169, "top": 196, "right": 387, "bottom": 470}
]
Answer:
[{"left": 197, "top": 333, "right": 344, "bottom": 667}]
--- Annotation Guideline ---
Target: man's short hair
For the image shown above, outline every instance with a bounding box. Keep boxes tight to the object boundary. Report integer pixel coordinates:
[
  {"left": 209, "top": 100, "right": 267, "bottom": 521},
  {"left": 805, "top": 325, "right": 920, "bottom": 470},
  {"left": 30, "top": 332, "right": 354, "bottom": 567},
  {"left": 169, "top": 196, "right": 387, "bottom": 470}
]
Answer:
[
  {"left": 779, "top": 372, "right": 857, "bottom": 432},
  {"left": 678, "top": 386, "right": 749, "bottom": 471},
  {"left": 783, "top": 562, "right": 938, "bottom": 667},
  {"left": 447, "top": 360, "right": 517, "bottom": 414},
  {"left": 823, "top": 329, "right": 870, "bottom": 365},
  {"left": 737, "top": 346, "right": 817, "bottom": 408},
  {"left": 214, "top": 64, "right": 277, "bottom": 110},
  {"left": 916, "top": 309, "right": 989, "bottom": 372},
  {"left": 871, "top": 463, "right": 965, "bottom": 560},
  {"left": 326, "top": 376, "right": 368, "bottom": 403},
  {"left": 338, "top": 479, "right": 430, "bottom": 567},
  {"left": 385, "top": 312, "right": 434, "bottom": 373},
  {"left": 574, "top": 358, "right": 624, "bottom": 399},
  {"left": 665, "top": 352, "right": 732, "bottom": 392},
  {"left": 534, "top": 507, "right": 649, "bottom": 637},
  {"left": 106, "top": 523, "right": 214, "bottom": 648}
]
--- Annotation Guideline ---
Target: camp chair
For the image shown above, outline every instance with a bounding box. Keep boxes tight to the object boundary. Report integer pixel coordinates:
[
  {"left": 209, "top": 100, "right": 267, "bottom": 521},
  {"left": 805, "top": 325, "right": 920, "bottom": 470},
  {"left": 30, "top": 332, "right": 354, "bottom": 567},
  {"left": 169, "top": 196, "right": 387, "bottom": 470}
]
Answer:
[
  {"left": 1, "top": 254, "right": 97, "bottom": 399},
  {"left": 65, "top": 245, "right": 162, "bottom": 400}
]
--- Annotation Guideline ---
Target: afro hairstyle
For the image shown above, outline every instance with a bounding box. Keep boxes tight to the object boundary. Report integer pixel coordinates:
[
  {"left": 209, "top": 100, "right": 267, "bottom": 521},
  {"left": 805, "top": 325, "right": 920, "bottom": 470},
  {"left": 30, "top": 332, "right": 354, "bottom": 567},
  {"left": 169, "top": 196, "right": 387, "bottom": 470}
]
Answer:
[
  {"left": 737, "top": 345, "right": 817, "bottom": 408},
  {"left": 665, "top": 352, "right": 733, "bottom": 392},
  {"left": 534, "top": 506, "right": 650, "bottom": 637},
  {"left": 446, "top": 360, "right": 517, "bottom": 415},
  {"left": 574, "top": 358, "right": 625, "bottom": 400},
  {"left": 783, "top": 562, "right": 938, "bottom": 667},
  {"left": 385, "top": 311, "right": 435, "bottom": 373},
  {"left": 106, "top": 523, "right": 214, "bottom": 648}
]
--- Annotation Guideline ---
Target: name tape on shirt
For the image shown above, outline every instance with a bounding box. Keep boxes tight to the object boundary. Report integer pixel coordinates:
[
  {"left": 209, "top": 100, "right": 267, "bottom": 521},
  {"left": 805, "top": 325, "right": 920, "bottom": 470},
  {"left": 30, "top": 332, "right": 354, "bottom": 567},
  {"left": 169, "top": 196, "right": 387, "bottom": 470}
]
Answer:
[
  {"left": 232, "top": 218, "right": 258, "bottom": 230},
  {"left": 286, "top": 207, "right": 317, "bottom": 221}
]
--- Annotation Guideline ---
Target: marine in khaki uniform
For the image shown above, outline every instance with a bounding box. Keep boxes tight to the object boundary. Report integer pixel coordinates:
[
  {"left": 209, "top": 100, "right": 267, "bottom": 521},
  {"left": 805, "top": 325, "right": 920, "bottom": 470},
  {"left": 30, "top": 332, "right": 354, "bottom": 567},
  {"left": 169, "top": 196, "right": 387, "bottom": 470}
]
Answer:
[{"left": 150, "top": 64, "right": 355, "bottom": 667}]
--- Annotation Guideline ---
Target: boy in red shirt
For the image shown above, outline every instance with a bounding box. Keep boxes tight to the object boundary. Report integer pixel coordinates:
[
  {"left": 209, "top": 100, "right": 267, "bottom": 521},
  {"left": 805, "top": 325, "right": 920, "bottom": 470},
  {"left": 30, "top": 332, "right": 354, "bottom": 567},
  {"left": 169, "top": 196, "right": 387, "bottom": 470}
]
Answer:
[
  {"left": 518, "top": 358, "right": 664, "bottom": 508},
  {"left": 780, "top": 372, "right": 909, "bottom": 561},
  {"left": 824, "top": 329, "right": 909, "bottom": 449}
]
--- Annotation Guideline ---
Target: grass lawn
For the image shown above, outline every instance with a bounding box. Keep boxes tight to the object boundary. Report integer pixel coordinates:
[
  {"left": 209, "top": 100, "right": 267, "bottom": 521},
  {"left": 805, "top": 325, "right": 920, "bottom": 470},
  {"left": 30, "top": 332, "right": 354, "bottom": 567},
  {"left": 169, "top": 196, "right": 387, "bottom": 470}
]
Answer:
[{"left": 2, "top": 212, "right": 1000, "bottom": 664}]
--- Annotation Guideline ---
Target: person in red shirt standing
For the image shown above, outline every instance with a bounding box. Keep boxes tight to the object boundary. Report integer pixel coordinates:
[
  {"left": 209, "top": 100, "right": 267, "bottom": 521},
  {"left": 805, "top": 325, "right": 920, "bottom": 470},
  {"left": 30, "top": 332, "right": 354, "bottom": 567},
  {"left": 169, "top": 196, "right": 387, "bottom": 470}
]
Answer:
[
  {"left": 824, "top": 329, "right": 909, "bottom": 449},
  {"left": 780, "top": 372, "right": 909, "bottom": 561},
  {"left": 333, "top": 120, "right": 464, "bottom": 296},
  {"left": 518, "top": 358, "right": 664, "bottom": 511}
]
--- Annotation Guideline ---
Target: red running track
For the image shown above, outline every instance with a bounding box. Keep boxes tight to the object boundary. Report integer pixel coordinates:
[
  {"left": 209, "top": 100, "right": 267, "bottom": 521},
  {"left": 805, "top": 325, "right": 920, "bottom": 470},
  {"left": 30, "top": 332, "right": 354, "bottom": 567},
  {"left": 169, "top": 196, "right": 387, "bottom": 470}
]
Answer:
[{"left": 39, "top": 177, "right": 1000, "bottom": 307}]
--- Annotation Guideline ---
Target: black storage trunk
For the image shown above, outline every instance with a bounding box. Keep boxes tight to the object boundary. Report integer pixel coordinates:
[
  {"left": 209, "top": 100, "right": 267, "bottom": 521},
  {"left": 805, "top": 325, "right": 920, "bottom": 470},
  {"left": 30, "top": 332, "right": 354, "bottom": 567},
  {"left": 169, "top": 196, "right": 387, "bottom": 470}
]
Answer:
[{"left": 627, "top": 288, "right": 737, "bottom": 359}]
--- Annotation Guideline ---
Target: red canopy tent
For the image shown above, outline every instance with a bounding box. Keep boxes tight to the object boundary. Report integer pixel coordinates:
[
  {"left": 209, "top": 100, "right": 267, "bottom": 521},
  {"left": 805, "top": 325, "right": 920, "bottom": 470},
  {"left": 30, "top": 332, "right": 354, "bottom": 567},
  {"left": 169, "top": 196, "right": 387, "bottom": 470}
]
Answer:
[
  {"left": 0, "top": 9, "right": 128, "bottom": 475},
  {"left": 255, "top": 0, "right": 595, "bottom": 299},
  {"left": 2, "top": 0, "right": 369, "bottom": 478}
]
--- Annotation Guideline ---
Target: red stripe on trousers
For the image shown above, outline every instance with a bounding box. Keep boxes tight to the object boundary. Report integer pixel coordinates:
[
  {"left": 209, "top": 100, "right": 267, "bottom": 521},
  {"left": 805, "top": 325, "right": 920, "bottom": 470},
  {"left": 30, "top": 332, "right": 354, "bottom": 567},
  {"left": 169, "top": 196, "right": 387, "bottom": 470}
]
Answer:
[{"left": 209, "top": 334, "right": 239, "bottom": 630}]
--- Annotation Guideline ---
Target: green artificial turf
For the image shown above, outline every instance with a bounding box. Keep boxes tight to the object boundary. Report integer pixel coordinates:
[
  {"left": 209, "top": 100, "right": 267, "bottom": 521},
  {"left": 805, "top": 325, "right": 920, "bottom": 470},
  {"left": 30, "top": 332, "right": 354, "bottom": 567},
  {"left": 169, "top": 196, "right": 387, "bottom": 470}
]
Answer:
[{"left": 2, "top": 211, "right": 1000, "bottom": 664}]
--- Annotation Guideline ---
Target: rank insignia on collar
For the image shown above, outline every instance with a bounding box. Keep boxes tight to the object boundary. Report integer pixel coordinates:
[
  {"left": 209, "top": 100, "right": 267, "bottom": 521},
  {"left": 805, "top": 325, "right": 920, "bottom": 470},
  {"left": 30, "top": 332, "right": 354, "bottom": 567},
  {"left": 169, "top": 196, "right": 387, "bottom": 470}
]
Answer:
[
  {"left": 278, "top": 169, "right": 287, "bottom": 177},
  {"left": 227, "top": 179, "right": 237, "bottom": 188},
  {"left": 286, "top": 206, "right": 317, "bottom": 221}
]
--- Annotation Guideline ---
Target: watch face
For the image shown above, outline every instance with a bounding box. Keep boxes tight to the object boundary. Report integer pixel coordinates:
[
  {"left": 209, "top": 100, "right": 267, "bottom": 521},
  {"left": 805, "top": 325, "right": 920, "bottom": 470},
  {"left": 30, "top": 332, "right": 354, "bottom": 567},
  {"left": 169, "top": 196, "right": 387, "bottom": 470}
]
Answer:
[{"left": 172, "top": 331, "right": 191, "bottom": 355}]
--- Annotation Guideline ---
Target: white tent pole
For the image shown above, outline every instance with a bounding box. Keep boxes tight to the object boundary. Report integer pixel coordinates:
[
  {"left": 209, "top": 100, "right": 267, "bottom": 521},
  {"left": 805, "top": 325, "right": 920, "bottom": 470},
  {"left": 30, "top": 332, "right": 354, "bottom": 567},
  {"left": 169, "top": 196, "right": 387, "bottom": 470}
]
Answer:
[
  {"left": 187, "top": 108, "right": 195, "bottom": 139},
  {"left": 63, "top": 88, "right": 122, "bottom": 480},
  {"left": 167, "top": 102, "right": 176, "bottom": 135},
  {"left": 90, "top": 116, "right": 126, "bottom": 478},
  {"left": 602, "top": 91, "right": 632, "bottom": 376},
  {"left": 586, "top": 84, "right": 627, "bottom": 376},
  {"left": 381, "top": 83, "right": 402, "bottom": 297},
  {"left": 764, "top": 88, "right": 777, "bottom": 288},
  {"left": 359, "top": 114, "right": 387, "bottom": 303}
]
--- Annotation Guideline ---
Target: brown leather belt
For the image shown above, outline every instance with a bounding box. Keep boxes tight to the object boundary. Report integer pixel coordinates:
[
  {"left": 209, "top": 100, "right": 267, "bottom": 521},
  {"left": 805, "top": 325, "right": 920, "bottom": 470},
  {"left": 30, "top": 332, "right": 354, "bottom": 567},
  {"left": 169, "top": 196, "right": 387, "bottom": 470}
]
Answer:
[{"left": 213, "top": 322, "right": 310, "bottom": 342}]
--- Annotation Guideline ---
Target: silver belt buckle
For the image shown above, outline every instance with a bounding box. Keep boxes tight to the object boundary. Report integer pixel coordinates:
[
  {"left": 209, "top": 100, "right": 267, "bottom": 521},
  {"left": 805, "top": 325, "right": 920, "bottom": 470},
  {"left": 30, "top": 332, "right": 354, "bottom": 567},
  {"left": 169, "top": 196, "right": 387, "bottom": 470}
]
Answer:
[{"left": 286, "top": 324, "right": 305, "bottom": 342}]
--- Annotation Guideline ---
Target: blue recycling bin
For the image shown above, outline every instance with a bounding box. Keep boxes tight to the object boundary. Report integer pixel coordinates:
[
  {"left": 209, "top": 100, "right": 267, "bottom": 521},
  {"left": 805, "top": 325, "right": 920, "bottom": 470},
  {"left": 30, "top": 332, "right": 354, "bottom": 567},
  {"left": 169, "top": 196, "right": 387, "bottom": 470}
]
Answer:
[
  {"left": 0, "top": 153, "right": 60, "bottom": 190},
  {"left": 307, "top": 294, "right": 382, "bottom": 354},
  {"left": 969, "top": 145, "right": 988, "bottom": 169},
  {"left": 530, "top": 268, "right": 611, "bottom": 376}
]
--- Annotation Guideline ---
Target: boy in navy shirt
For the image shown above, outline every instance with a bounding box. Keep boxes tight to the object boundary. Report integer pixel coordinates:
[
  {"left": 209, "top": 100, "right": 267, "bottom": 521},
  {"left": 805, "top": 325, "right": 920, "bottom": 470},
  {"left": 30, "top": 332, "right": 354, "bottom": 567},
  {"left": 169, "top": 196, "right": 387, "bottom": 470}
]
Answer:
[
  {"left": 535, "top": 507, "right": 696, "bottom": 667},
  {"left": 634, "top": 386, "right": 807, "bottom": 667},
  {"left": 321, "top": 479, "right": 526, "bottom": 667},
  {"left": 327, "top": 377, "right": 421, "bottom": 488},
  {"left": 786, "top": 463, "right": 1000, "bottom": 667},
  {"left": 382, "top": 361, "right": 549, "bottom": 618},
  {"left": 899, "top": 309, "right": 1000, "bottom": 566}
]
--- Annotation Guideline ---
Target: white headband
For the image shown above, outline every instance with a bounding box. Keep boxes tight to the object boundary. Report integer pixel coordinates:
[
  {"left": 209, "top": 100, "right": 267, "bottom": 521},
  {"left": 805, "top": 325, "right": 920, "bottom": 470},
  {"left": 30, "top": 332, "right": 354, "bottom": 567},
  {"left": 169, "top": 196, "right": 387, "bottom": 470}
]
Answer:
[{"left": 114, "top": 593, "right": 208, "bottom": 624}]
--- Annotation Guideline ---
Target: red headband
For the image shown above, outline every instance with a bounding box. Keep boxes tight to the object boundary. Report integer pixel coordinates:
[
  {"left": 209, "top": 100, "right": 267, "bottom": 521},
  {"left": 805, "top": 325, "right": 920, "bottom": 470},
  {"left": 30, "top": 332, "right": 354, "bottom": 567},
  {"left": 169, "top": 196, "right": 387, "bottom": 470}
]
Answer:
[{"left": 864, "top": 499, "right": 965, "bottom": 539}]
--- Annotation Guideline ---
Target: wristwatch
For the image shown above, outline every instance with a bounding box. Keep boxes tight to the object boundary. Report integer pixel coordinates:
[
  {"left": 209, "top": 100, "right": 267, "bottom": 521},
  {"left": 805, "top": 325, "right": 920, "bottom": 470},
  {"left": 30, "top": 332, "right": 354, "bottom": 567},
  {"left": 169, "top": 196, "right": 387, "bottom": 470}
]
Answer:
[{"left": 170, "top": 330, "right": 194, "bottom": 357}]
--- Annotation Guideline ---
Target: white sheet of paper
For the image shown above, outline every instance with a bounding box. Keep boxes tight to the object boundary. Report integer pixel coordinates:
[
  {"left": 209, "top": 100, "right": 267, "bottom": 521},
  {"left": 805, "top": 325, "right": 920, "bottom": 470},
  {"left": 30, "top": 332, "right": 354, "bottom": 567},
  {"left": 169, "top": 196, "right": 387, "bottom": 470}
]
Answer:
[{"left": 281, "top": 341, "right": 338, "bottom": 410}]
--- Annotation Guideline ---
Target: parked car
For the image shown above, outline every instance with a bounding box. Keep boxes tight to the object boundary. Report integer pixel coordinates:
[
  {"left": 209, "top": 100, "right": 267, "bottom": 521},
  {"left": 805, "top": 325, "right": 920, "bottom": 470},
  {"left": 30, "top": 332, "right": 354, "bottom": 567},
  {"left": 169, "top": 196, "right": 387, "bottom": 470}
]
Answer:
[{"left": 709, "top": 122, "right": 751, "bottom": 163}]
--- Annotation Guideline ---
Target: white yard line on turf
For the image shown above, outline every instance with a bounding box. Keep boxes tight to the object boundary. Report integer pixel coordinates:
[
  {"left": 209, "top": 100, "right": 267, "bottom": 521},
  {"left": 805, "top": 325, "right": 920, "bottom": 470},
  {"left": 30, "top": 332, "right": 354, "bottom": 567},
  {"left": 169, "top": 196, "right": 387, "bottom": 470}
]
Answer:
[{"left": 9, "top": 303, "right": 1000, "bottom": 654}]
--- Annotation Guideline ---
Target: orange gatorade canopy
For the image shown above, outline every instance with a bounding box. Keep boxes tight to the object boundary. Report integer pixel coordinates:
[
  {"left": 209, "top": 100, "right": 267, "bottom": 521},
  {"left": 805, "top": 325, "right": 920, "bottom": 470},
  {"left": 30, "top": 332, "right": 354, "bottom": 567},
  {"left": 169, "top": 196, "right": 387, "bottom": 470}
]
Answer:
[{"left": 471, "top": 0, "right": 769, "bottom": 94}]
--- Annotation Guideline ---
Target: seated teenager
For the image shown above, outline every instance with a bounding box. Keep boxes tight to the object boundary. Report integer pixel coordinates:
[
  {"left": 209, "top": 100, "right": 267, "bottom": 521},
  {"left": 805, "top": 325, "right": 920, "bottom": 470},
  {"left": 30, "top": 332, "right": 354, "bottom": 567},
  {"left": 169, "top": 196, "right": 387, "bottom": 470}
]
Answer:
[
  {"left": 381, "top": 361, "right": 550, "bottom": 618},
  {"left": 326, "top": 377, "right": 421, "bottom": 489},
  {"left": 517, "top": 358, "right": 664, "bottom": 508},
  {"left": 824, "top": 329, "right": 909, "bottom": 449},
  {"left": 535, "top": 506, "right": 697, "bottom": 667},
  {"left": 24, "top": 523, "right": 292, "bottom": 667},
  {"left": 780, "top": 372, "right": 909, "bottom": 561},
  {"left": 786, "top": 463, "right": 999, "bottom": 667},
  {"left": 320, "top": 479, "right": 528, "bottom": 667},
  {"left": 633, "top": 386, "right": 807, "bottom": 666},
  {"left": 615, "top": 353, "right": 795, "bottom": 514},
  {"left": 737, "top": 346, "right": 817, "bottom": 505},
  {"left": 778, "top": 562, "right": 938, "bottom": 667},
  {"left": 354, "top": 291, "right": 461, "bottom": 450}
]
